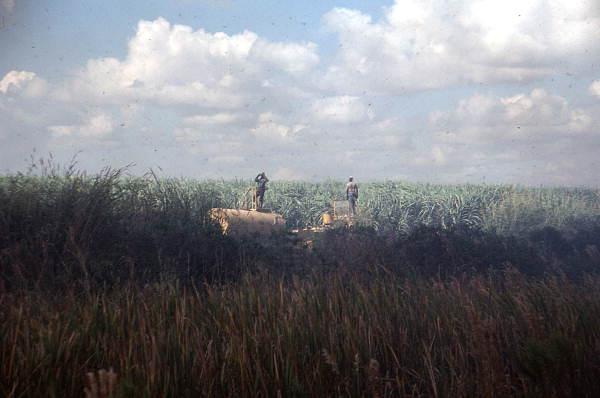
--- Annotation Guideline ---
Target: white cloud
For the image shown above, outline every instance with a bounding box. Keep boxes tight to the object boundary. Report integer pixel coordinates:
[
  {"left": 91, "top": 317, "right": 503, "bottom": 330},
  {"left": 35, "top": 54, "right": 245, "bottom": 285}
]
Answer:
[
  {"left": 208, "top": 155, "right": 245, "bottom": 165},
  {"left": 322, "top": 0, "right": 600, "bottom": 93},
  {"left": 62, "top": 18, "right": 319, "bottom": 109},
  {"left": 432, "top": 89, "right": 592, "bottom": 142},
  {"left": 48, "top": 125, "right": 75, "bottom": 138},
  {"left": 2, "top": 8, "right": 600, "bottom": 185},
  {"left": 49, "top": 113, "right": 114, "bottom": 139},
  {"left": 424, "top": 88, "right": 600, "bottom": 184},
  {"left": 253, "top": 40, "right": 319, "bottom": 75},
  {"left": 80, "top": 114, "right": 114, "bottom": 137},
  {"left": 183, "top": 112, "right": 241, "bottom": 126},
  {"left": 0, "top": 71, "right": 35, "bottom": 93},
  {"left": 431, "top": 146, "right": 446, "bottom": 164},
  {"left": 590, "top": 80, "right": 600, "bottom": 98},
  {"left": 251, "top": 112, "right": 306, "bottom": 138},
  {"left": 413, "top": 146, "right": 449, "bottom": 166},
  {"left": 28, "top": 17, "right": 323, "bottom": 176},
  {"left": 312, "top": 96, "right": 373, "bottom": 124}
]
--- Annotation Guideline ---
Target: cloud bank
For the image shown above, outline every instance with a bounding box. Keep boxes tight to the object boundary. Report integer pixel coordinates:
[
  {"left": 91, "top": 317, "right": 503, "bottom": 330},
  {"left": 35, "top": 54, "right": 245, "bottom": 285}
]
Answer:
[
  {"left": 322, "top": 0, "right": 600, "bottom": 93},
  {"left": 1, "top": 0, "right": 600, "bottom": 185}
]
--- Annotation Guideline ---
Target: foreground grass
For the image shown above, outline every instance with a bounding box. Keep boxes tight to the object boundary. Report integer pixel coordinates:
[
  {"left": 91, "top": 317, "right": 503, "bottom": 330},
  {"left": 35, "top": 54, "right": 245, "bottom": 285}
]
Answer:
[
  {"left": 2, "top": 270, "right": 599, "bottom": 397},
  {"left": 2, "top": 167, "right": 600, "bottom": 396}
]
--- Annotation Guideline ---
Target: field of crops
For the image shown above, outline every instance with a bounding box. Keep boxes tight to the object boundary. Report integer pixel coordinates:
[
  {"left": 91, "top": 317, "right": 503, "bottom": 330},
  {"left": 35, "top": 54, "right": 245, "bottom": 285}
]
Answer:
[
  {"left": 1, "top": 167, "right": 600, "bottom": 397},
  {"left": 3, "top": 165, "right": 599, "bottom": 235}
]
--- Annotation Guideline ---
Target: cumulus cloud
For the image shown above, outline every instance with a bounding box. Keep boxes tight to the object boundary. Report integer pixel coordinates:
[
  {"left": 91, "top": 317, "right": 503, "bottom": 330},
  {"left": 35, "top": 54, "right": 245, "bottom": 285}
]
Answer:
[
  {"left": 0, "top": 17, "right": 323, "bottom": 176},
  {"left": 412, "top": 145, "right": 451, "bottom": 167},
  {"left": 1, "top": 71, "right": 32, "bottom": 93},
  {"left": 312, "top": 96, "right": 374, "bottom": 124},
  {"left": 252, "top": 41, "right": 319, "bottom": 75},
  {"left": 590, "top": 80, "right": 600, "bottom": 98},
  {"left": 0, "top": 71, "right": 49, "bottom": 99},
  {"left": 2, "top": 5, "right": 600, "bottom": 185},
  {"left": 49, "top": 113, "right": 114, "bottom": 138},
  {"left": 431, "top": 89, "right": 593, "bottom": 143},
  {"left": 251, "top": 112, "right": 307, "bottom": 139},
  {"left": 183, "top": 112, "right": 242, "bottom": 126},
  {"left": 426, "top": 88, "right": 599, "bottom": 184},
  {"left": 60, "top": 18, "right": 319, "bottom": 109},
  {"left": 322, "top": 0, "right": 600, "bottom": 93}
]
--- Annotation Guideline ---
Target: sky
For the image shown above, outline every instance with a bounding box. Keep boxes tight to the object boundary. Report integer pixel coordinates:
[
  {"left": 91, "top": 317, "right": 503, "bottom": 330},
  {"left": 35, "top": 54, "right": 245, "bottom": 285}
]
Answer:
[{"left": 1, "top": 0, "right": 599, "bottom": 185}]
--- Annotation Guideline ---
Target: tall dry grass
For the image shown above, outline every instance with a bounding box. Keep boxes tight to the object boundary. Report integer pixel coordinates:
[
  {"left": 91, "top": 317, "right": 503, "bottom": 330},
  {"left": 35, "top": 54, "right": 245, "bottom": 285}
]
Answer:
[
  {"left": 2, "top": 166, "right": 600, "bottom": 396},
  {"left": 2, "top": 269, "right": 599, "bottom": 397}
]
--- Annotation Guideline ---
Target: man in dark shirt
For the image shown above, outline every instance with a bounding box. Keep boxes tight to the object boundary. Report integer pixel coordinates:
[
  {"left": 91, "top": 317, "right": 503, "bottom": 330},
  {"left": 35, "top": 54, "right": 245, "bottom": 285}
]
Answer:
[
  {"left": 254, "top": 172, "right": 269, "bottom": 209},
  {"left": 346, "top": 176, "right": 359, "bottom": 216}
]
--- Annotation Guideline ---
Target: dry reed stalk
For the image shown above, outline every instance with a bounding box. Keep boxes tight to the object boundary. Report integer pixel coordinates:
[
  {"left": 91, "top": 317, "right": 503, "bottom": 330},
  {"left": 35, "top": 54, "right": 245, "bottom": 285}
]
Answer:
[{"left": 84, "top": 368, "right": 117, "bottom": 398}]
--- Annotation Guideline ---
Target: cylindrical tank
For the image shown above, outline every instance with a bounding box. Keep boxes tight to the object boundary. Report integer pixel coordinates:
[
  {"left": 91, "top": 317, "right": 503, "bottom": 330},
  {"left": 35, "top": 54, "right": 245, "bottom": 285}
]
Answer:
[{"left": 209, "top": 208, "right": 286, "bottom": 237}]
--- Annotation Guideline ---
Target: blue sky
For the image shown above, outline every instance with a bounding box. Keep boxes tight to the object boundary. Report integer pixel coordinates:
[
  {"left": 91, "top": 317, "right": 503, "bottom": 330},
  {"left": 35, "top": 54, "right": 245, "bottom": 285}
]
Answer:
[
  {"left": 1, "top": 0, "right": 600, "bottom": 185},
  {"left": 1, "top": 1, "right": 383, "bottom": 77}
]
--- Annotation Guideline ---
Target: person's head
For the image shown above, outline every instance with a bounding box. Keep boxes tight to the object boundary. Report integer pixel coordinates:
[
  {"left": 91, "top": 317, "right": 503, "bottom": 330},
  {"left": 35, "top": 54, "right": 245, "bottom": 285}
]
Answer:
[{"left": 349, "top": 176, "right": 353, "bottom": 182}]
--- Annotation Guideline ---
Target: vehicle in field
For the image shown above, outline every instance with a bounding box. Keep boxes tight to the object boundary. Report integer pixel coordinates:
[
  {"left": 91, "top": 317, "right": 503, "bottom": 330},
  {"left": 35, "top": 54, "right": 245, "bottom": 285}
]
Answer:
[
  {"left": 210, "top": 187, "right": 356, "bottom": 241},
  {"left": 209, "top": 187, "right": 286, "bottom": 237}
]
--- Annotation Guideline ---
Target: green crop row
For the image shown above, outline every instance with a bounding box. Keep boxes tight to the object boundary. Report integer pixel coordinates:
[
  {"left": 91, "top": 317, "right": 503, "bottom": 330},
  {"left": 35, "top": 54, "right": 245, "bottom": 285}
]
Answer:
[{"left": 3, "top": 168, "right": 598, "bottom": 236}]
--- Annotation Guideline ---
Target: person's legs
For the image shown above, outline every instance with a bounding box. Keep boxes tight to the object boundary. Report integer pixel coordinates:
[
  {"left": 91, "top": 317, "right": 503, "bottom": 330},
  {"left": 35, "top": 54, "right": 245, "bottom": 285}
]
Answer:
[
  {"left": 348, "top": 194, "right": 356, "bottom": 216},
  {"left": 257, "top": 189, "right": 265, "bottom": 208}
]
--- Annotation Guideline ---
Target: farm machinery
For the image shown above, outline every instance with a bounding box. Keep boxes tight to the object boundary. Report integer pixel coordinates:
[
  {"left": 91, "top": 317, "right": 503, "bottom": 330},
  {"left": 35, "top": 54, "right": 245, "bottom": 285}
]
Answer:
[
  {"left": 209, "top": 187, "right": 286, "bottom": 238},
  {"left": 209, "top": 188, "right": 355, "bottom": 239}
]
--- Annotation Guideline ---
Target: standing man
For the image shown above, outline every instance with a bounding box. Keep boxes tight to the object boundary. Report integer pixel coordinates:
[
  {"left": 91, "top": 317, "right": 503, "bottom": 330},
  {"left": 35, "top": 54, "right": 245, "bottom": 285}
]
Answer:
[
  {"left": 254, "top": 171, "right": 269, "bottom": 209},
  {"left": 346, "top": 176, "right": 359, "bottom": 217}
]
